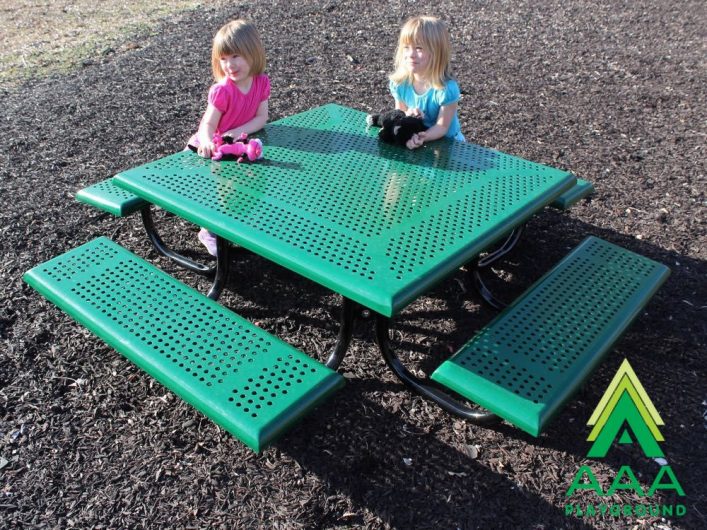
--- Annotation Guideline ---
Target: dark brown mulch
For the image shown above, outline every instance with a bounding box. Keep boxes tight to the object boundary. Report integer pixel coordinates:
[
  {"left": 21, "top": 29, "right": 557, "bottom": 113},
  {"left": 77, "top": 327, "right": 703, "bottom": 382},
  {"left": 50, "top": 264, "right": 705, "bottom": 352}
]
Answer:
[{"left": 1, "top": 1, "right": 705, "bottom": 529}]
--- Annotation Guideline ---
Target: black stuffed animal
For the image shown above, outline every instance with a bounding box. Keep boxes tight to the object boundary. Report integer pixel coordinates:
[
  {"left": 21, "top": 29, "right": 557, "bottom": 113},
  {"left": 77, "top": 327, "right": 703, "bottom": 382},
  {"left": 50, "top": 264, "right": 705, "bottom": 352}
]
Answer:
[{"left": 366, "top": 109, "right": 427, "bottom": 146}]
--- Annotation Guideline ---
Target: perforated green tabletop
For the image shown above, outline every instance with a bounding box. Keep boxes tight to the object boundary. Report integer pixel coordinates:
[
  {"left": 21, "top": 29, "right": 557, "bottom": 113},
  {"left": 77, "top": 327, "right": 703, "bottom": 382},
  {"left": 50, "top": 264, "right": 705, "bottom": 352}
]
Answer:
[{"left": 113, "top": 104, "right": 575, "bottom": 316}]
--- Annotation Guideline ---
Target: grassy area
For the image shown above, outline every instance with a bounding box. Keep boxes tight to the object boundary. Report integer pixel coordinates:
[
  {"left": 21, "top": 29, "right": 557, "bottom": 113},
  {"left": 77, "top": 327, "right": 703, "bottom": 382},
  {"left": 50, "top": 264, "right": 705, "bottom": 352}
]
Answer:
[{"left": 0, "top": 1, "right": 203, "bottom": 87}]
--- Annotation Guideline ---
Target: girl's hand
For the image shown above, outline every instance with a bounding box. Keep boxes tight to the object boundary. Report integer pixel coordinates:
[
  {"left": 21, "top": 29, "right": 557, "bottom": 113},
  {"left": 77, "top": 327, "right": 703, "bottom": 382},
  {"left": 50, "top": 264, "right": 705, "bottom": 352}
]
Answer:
[
  {"left": 196, "top": 103, "right": 222, "bottom": 158},
  {"left": 406, "top": 132, "right": 426, "bottom": 150},
  {"left": 405, "top": 107, "right": 424, "bottom": 119},
  {"left": 197, "top": 142, "right": 215, "bottom": 158}
]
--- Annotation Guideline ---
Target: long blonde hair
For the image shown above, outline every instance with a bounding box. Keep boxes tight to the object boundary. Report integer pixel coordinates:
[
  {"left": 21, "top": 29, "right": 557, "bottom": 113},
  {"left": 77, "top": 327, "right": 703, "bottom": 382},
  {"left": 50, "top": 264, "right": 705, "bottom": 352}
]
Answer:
[
  {"left": 389, "top": 16, "right": 452, "bottom": 89},
  {"left": 211, "top": 20, "right": 266, "bottom": 81}
]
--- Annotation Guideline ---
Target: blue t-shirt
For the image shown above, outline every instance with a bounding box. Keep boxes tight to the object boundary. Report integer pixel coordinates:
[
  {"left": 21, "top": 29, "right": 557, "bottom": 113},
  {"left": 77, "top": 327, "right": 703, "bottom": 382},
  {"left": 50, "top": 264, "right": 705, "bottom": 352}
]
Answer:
[{"left": 389, "top": 78, "right": 462, "bottom": 139}]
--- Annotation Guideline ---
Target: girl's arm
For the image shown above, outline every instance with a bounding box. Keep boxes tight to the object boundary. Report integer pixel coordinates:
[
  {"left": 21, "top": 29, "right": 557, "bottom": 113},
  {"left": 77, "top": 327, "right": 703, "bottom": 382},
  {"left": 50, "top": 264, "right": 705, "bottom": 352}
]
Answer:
[
  {"left": 223, "top": 100, "right": 269, "bottom": 138},
  {"left": 197, "top": 104, "right": 223, "bottom": 158},
  {"left": 406, "top": 102, "right": 458, "bottom": 149}
]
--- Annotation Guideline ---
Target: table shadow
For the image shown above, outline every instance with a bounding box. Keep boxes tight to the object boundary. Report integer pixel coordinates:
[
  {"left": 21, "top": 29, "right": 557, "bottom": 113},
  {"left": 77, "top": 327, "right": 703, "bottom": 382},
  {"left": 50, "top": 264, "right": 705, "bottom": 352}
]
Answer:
[{"left": 279, "top": 380, "right": 598, "bottom": 530}]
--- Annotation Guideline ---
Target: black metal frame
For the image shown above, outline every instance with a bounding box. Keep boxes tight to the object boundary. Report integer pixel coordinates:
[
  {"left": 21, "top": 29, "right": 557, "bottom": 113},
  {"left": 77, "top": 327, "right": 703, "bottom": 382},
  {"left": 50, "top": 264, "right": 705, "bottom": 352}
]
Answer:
[
  {"left": 325, "top": 297, "right": 359, "bottom": 369},
  {"left": 469, "top": 225, "right": 525, "bottom": 309},
  {"left": 141, "top": 206, "right": 216, "bottom": 277},
  {"left": 375, "top": 314, "right": 499, "bottom": 424},
  {"left": 141, "top": 206, "right": 234, "bottom": 300},
  {"left": 319, "top": 295, "right": 497, "bottom": 424},
  {"left": 477, "top": 225, "right": 524, "bottom": 268},
  {"left": 207, "top": 236, "right": 231, "bottom": 300}
]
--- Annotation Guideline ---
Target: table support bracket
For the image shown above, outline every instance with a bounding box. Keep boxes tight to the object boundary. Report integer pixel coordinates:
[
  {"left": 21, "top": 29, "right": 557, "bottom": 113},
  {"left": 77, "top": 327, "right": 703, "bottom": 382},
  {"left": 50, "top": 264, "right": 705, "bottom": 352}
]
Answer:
[
  {"left": 375, "top": 315, "right": 499, "bottom": 425},
  {"left": 141, "top": 206, "right": 216, "bottom": 277},
  {"left": 470, "top": 267, "right": 506, "bottom": 310},
  {"left": 469, "top": 225, "right": 525, "bottom": 309},
  {"left": 477, "top": 225, "right": 524, "bottom": 268},
  {"left": 325, "top": 297, "right": 359, "bottom": 370},
  {"left": 207, "top": 237, "right": 231, "bottom": 300}
]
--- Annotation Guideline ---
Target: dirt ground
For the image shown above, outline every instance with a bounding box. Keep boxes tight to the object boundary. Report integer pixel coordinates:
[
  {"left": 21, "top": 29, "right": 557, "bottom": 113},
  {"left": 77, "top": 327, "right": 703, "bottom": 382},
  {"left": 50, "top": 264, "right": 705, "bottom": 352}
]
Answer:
[{"left": 1, "top": 1, "right": 705, "bottom": 529}]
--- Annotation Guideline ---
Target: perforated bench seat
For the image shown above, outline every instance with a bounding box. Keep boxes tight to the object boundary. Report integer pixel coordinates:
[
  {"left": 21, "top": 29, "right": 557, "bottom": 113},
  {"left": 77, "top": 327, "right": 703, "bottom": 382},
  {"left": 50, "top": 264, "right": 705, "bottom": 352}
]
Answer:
[
  {"left": 76, "top": 179, "right": 148, "bottom": 216},
  {"left": 550, "top": 178, "right": 594, "bottom": 209},
  {"left": 431, "top": 236, "right": 669, "bottom": 436},
  {"left": 23, "top": 237, "right": 345, "bottom": 452}
]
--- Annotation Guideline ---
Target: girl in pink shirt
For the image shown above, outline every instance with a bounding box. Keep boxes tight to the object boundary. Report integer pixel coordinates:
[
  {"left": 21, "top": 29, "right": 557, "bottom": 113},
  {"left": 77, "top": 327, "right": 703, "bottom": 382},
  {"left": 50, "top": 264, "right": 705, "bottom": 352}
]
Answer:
[{"left": 189, "top": 19, "right": 270, "bottom": 255}]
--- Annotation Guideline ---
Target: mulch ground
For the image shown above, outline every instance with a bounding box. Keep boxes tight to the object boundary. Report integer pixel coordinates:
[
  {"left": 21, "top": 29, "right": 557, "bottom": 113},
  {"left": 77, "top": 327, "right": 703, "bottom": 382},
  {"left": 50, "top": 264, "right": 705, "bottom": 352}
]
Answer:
[{"left": 1, "top": 1, "right": 705, "bottom": 528}]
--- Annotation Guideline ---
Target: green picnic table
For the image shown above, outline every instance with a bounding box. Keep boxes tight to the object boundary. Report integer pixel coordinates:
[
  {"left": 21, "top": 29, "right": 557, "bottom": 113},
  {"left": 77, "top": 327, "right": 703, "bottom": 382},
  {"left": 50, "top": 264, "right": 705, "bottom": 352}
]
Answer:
[{"left": 25, "top": 104, "right": 668, "bottom": 451}]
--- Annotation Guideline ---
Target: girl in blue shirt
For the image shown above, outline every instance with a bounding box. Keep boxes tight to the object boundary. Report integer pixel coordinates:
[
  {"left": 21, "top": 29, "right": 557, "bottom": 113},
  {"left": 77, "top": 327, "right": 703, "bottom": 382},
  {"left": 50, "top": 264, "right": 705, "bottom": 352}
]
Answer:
[{"left": 388, "top": 16, "right": 464, "bottom": 149}]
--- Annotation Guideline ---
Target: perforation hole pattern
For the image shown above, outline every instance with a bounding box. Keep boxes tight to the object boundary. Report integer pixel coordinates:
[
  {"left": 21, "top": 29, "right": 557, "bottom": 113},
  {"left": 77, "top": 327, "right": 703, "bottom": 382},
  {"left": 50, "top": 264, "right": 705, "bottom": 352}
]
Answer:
[
  {"left": 36, "top": 239, "right": 330, "bottom": 423},
  {"left": 385, "top": 172, "right": 556, "bottom": 279},
  {"left": 452, "top": 238, "right": 665, "bottom": 404},
  {"left": 90, "top": 180, "right": 136, "bottom": 201},
  {"left": 138, "top": 163, "right": 378, "bottom": 280},
  {"left": 43, "top": 241, "right": 121, "bottom": 283},
  {"left": 117, "top": 104, "right": 572, "bottom": 294},
  {"left": 76, "top": 179, "right": 147, "bottom": 217}
]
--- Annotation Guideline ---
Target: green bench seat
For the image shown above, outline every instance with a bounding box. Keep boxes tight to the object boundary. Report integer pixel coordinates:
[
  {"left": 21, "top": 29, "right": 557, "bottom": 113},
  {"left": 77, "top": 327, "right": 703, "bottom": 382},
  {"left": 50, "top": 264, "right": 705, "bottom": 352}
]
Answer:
[
  {"left": 76, "top": 179, "right": 148, "bottom": 216},
  {"left": 23, "top": 237, "right": 344, "bottom": 452},
  {"left": 431, "top": 236, "right": 669, "bottom": 436},
  {"left": 550, "top": 178, "right": 594, "bottom": 209}
]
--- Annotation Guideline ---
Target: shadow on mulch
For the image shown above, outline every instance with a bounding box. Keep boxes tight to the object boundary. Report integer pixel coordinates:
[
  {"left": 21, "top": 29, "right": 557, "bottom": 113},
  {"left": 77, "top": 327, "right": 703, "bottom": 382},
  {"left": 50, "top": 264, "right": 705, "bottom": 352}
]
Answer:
[
  {"left": 1, "top": 0, "right": 705, "bottom": 528},
  {"left": 281, "top": 381, "right": 596, "bottom": 530}
]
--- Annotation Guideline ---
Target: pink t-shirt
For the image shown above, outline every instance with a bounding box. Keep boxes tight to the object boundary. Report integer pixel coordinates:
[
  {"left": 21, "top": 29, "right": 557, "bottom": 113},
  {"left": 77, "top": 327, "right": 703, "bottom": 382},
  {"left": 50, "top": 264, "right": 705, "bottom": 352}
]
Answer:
[
  {"left": 189, "top": 74, "right": 270, "bottom": 145},
  {"left": 210, "top": 74, "right": 270, "bottom": 133}
]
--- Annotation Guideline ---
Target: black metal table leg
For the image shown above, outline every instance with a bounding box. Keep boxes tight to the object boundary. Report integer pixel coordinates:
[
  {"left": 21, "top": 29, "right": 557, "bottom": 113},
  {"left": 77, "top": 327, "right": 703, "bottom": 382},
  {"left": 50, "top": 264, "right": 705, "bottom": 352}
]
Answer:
[
  {"left": 207, "top": 236, "right": 231, "bottom": 300},
  {"left": 470, "top": 266, "right": 507, "bottom": 310},
  {"left": 375, "top": 315, "right": 499, "bottom": 425},
  {"left": 477, "top": 225, "right": 524, "bottom": 268},
  {"left": 469, "top": 225, "right": 525, "bottom": 309},
  {"left": 325, "top": 297, "right": 362, "bottom": 370},
  {"left": 141, "top": 206, "right": 216, "bottom": 277}
]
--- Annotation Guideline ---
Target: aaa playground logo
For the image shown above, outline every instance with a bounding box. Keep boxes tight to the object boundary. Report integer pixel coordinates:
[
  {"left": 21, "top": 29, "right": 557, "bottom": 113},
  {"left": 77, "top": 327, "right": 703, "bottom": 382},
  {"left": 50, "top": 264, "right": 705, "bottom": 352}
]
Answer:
[{"left": 565, "top": 359, "right": 686, "bottom": 519}]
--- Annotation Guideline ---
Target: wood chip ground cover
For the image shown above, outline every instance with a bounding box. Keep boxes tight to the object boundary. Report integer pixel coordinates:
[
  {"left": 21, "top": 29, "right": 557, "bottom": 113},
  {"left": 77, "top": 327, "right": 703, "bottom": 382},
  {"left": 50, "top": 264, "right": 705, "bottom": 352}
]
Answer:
[{"left": 0, "top": 1, "right": 705, "bottom": 528}]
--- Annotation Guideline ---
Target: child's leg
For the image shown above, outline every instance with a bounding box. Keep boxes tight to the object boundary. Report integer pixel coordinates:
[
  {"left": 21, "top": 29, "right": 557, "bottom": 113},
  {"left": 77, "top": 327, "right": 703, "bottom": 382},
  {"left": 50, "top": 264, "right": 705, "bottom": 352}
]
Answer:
[{"left": 198, "top": 228, "right": 218, "bottom": 257}]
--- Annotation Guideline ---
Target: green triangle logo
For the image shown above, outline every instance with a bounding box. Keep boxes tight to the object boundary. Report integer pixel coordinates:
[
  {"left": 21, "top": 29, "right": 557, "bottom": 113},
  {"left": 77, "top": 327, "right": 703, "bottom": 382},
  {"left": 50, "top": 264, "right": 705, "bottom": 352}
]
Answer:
[{"left": 586, "top": 359, "right": 664, "bottom": 458}]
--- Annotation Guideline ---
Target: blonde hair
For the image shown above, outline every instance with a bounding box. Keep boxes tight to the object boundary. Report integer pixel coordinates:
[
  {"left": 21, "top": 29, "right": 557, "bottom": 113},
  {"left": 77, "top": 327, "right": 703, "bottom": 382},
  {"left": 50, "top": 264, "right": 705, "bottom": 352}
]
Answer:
[
  {"left": 389, "top": 16, "right": 452, "bottom": 89},
  {"left": 211, "top": 20, "right": 266, "bottom": 81}
]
